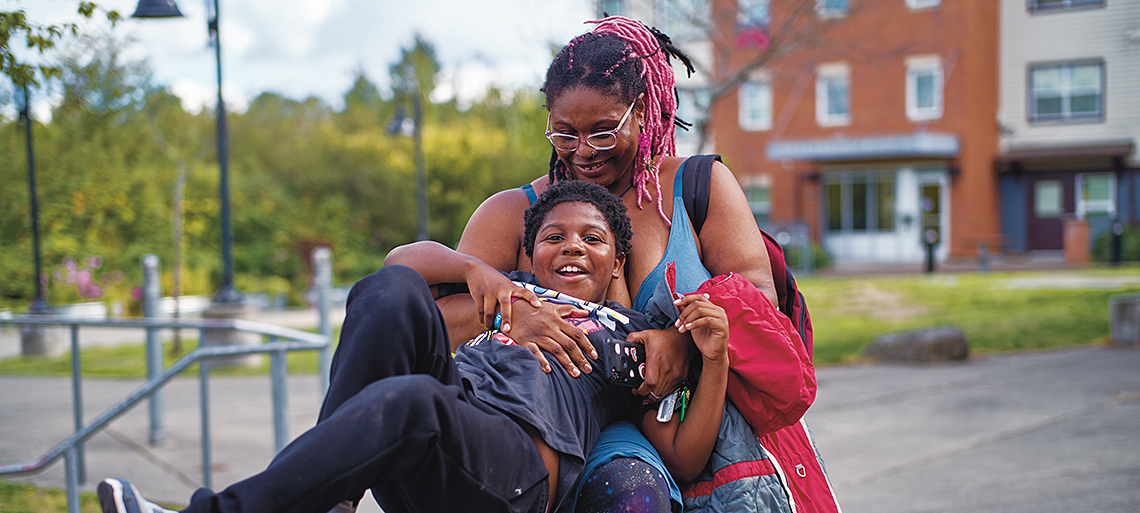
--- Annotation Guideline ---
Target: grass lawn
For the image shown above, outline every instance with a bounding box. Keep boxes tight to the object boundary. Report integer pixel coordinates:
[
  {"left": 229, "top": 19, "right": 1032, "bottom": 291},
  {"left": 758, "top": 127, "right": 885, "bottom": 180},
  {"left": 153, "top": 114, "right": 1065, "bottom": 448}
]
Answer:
[
  {"left": 0, "top": 481, "right": 100, "bottom": 513},
  {"left": 800, "top": 266, "right": 1140, "bottom": 364}
]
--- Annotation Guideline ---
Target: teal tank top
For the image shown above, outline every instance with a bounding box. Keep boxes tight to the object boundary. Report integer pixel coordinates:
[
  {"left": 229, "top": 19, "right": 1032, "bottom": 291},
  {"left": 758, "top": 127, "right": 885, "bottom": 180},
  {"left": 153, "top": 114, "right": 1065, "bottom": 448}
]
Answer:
[{"left": 631, "top": 158, "right": 712, "bottom": 328}]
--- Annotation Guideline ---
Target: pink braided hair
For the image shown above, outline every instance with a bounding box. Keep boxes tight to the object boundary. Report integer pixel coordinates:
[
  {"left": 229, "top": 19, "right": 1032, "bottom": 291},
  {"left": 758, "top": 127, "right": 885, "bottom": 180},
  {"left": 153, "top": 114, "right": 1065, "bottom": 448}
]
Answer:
[{"left": 587, "top": 16, "right": 679, "bottom": 226}]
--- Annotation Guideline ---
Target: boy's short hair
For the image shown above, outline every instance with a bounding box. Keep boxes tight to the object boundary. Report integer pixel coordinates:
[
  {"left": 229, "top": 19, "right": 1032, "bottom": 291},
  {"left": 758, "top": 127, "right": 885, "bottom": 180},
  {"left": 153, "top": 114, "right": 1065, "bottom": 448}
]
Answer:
[{"left": 524, "top": 181, "right": 633, "bottom": 259}]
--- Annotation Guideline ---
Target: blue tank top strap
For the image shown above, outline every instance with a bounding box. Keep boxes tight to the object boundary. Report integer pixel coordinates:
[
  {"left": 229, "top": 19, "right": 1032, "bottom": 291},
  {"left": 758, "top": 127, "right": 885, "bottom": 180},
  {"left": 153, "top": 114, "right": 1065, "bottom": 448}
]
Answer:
[
  {"left": 521, "top": 183, "right": 538, "bottom": 205},
  {"left": 630, "top": 158, "right": 713, "bottom": 324}
]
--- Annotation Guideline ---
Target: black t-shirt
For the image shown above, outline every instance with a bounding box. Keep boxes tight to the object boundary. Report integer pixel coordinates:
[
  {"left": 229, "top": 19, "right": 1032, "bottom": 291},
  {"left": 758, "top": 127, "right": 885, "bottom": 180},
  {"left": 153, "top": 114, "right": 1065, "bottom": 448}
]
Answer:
[{"left": 452, "top": 271, "right": 652, "bottom": 511}]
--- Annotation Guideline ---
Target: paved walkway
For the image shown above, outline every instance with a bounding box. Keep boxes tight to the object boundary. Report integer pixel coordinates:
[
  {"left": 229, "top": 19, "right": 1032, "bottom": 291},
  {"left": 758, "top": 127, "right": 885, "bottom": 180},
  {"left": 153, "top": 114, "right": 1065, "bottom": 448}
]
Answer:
[{"left": 2, "top": 343, "right": 1137, "bottom": 512}]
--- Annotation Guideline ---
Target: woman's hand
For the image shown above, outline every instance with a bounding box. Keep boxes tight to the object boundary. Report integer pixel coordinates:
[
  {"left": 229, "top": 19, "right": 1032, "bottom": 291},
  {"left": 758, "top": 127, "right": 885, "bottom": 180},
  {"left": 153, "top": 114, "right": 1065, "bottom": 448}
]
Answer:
[
  {"left": 505, "top": 301, "right": 597, "bottom": 377},
  {"left": 462, "top": 261, "right": 541, "bottom": 332},
  {"left": 627, "top": 328, "right": 692, "bottom": 402}
]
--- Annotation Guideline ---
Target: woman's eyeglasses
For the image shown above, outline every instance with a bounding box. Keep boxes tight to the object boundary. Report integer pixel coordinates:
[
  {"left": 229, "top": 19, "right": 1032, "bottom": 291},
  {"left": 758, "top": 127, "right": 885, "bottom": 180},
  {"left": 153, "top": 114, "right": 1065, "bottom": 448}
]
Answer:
[{"left": 545, "top": 101, "right": 636, "bottom": 152}]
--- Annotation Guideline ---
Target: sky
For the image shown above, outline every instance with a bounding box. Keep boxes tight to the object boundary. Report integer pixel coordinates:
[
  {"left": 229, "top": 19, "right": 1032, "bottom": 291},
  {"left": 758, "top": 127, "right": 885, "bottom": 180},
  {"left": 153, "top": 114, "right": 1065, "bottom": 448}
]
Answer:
[{"left": 9, "top": 0, "right": 599, "bottom": 116}]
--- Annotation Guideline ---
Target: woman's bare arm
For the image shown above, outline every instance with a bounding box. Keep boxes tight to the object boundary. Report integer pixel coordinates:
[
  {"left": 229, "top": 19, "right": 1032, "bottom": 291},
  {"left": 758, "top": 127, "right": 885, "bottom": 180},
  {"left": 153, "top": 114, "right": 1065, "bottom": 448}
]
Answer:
[{"left": 698, "top": 161, "right": 777, "bottom": 306}]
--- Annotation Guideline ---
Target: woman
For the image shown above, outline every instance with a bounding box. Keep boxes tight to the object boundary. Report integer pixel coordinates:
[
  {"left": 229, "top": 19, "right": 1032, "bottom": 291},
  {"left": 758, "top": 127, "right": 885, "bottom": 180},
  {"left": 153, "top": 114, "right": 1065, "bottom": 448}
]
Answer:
[{"left": 416, "top": 16, "right": 791, "bottom": 513}]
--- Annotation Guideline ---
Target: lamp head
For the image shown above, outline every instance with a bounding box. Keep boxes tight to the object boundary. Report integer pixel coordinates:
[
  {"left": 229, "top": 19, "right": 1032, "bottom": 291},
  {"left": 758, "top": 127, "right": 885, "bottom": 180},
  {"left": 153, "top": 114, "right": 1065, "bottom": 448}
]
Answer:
[{"left": 132, "top": 0, "right": 184, "bottom": 18}]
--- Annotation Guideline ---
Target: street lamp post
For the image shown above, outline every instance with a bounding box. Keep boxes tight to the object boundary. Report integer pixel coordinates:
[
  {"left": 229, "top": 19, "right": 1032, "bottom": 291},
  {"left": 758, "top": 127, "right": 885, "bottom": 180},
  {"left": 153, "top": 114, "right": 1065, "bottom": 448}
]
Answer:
[
  {"left": 412, "top": 93, "right": 427, "bottom": 241},
  {"left": 386, "top": 98, "right": 428, "bottom": 241},
  {"left": 132, "top": 0, "right": 240, "bottom": 303},
  {"left": 134, "top": 0, "right": 261, "bottom": 374},
  {"left": 18, "top": 83, "right": 49, "bottom": 315}
]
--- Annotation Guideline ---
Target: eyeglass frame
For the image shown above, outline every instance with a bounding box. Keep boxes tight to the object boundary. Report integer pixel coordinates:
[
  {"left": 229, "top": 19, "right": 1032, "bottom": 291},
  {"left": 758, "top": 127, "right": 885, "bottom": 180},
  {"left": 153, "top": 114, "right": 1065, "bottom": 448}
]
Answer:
[{"left": 545, "top": 100, "right": 637, "bottom": 152}]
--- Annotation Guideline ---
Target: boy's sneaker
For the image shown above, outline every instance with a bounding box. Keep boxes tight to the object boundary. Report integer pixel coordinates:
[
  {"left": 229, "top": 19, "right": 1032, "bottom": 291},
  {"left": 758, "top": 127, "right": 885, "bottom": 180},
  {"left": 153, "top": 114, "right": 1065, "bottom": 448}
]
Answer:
[{"left": 97, "top": 478, "right": 178, "bottom": 513}]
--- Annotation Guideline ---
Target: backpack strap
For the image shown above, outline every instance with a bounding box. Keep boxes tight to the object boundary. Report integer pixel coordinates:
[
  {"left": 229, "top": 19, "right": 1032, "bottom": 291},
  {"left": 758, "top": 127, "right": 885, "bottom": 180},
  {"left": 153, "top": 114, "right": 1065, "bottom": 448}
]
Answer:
[
  {"left": 681, "top": 154, "right": 720, "bottom": 235},
  {"left": 679, "top": 155, "right": 800, "bottom": 337}
]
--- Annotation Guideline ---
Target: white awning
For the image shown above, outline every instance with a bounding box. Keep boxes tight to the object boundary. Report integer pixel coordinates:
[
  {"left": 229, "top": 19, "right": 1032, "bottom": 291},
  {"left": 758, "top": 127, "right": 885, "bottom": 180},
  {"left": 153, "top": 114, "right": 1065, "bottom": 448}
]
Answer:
[{"left": 767, "top": 132, "right": 960, "bottom": 162}]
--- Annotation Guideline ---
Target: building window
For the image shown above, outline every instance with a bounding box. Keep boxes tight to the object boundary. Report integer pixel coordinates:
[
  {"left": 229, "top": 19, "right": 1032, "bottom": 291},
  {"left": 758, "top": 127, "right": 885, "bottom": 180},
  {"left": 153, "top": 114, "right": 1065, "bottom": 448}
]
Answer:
[
  {"left": 598, "top": 0, "right": 624, "bottom": 17},
  {"left": 906, "top": 57, "right": 943, "bottom": 121},
  {"left": 1029, "top": 61, "right": 1104, "bottom": 122},
  {"left": 1034, "top": 180, "right": 1063, "bottom": 219},
  {"left": 739, "top": 79, "right": 772, "bottom": 131},
  {"left": 658, "top": 0, "right": 710, "bottom": 43},
  {"left": 738, "top": 0, "right": 770, "bottom": 26},
  {"left": 1077, "top": 173, "right": 1115, "bottom": 219},
  {"left": 877, "top": 180, "right": 896, "bottom": 230},
  {"left": 907, "top": 0, "right": 940, "bottom": 8},
  {"left": 1029, "top": 0, "right": 1104, "bottom": 13},
  {"left": 744, "top": 178, "right": 772, "bottom": 226},
  {"left": 826, "top": 175, "right": 896, "bottom": 233},
  {"left": 816, "top": 64, "right": 850, "bottom": 127},
  {"left": 816, "top": 0, "right": 849, "bottom": 17}
]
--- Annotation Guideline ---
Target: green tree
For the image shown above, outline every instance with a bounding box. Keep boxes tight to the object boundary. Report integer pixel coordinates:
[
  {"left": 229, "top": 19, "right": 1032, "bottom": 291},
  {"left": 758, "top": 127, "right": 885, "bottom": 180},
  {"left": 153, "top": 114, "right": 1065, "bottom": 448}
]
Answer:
[
  {"left": 336, "top": 68, "right": 391, "bottom": 134},
  {"left": 389, "top": 33, "right": 440, "bottom": 104},
  {"left": 1, "top": 3, "right": 119, "bottom": 88}
]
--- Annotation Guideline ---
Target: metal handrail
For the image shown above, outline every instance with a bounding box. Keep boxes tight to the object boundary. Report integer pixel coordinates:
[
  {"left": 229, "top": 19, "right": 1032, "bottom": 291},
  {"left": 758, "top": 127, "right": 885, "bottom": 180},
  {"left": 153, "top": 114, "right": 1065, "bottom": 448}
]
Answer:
[{"left": 0, "top": 315, "right": 330, "bottom": 513}]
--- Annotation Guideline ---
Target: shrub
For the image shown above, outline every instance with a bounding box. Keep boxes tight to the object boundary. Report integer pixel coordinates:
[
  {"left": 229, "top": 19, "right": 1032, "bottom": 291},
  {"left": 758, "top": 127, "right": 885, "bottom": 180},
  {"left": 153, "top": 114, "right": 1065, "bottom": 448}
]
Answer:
[
  {"left": 783, "top": 243, "right": 832, "bottom": 271},
  {"left": 1092, "top": 224, "right": 1140, "bottom": 262}
]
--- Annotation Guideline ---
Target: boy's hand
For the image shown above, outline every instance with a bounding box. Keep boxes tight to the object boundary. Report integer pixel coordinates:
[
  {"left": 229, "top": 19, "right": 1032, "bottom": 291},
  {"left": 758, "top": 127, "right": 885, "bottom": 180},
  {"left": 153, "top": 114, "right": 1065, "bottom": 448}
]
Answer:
[
  {"left": 673, "top": 293, "right": 729, "bottom": 365},
  {"left": 463, "top": 261, "right": 542, "bottom": 333}
]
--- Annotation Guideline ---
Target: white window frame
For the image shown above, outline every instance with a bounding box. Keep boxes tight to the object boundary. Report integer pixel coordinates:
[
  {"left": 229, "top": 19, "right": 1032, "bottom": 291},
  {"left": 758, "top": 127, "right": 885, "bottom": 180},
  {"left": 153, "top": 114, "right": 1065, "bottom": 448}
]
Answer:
[
  {"left": 816, "top": 63, "right": 851, "bottom": 127},
  {"left": 1076, "top": 173, "right": 1116, "bottom": 220},
  {"left": 824, "top": 173, "right": 897, "bottom": 233},
  {"left": 1029, "top": 0, "right": 1105, "bottom": 13},
  {"left": 906, "top": 56, "right": 943, "bottom": 121},
  {"left": 1028, "top": 60, "right": 1105, "bottom": 123},
  {"left": 738, "top": 77, "right": 772, "bottom": 131},
  {"left": 815, "top": 0, "right": 849, "bottom": 18},
  {"left": 907, "top": 0, "right": 940, "bottom": 9}
]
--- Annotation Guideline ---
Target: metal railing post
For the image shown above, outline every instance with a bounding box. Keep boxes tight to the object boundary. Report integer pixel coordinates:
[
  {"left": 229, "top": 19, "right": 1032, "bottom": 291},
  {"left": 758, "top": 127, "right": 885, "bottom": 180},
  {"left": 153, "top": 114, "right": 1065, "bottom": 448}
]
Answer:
[
  {"left": 69, "top": 324, "right": 85, "bottom": 484},
  {"left": 142, "top": 254, "right": 166, "bottom": 444},
  {"left": 270, "top": 347, "right": 289, "bottom": 453},
  {"left": 199, "top": 329, "right": 212, "bottom": 490},
  {"left": 312, "top": 246, "right": 333, "bottom": 397},
  {"left": 65, "top": 446, "right": 80, "bottom": 513}
]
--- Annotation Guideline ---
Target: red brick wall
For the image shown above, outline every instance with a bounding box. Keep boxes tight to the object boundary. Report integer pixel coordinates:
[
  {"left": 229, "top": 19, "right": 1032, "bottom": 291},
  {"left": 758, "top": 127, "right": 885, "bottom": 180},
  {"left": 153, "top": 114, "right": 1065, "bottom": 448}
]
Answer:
[{"left": 710, "top": 0, "right": 1000, "bottom": 257}]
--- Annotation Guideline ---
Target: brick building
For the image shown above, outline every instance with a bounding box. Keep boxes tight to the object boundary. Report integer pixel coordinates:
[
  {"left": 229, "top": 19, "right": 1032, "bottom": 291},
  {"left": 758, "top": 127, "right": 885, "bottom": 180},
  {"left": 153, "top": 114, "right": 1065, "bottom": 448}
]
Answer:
[
  {"left": 711, "top": 0, "right": 1002, "bottom": 264},
  {"left": 594, "top": 0, "right": 1137, "bottom": 265}
]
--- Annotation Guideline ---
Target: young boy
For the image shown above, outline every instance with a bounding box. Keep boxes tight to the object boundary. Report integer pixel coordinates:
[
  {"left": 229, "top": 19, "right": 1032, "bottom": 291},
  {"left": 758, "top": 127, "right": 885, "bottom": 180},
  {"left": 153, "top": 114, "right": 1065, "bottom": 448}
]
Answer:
[{"left": 98, "top": 180, "right": 728, "bottom": 513}]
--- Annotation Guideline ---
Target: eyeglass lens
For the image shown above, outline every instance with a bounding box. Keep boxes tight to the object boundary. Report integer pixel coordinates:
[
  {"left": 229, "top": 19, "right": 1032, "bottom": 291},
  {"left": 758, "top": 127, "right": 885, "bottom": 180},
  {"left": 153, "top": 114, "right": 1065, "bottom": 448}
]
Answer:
[{"left": 549, "top": 133, "right": 618, "bottom": 152}]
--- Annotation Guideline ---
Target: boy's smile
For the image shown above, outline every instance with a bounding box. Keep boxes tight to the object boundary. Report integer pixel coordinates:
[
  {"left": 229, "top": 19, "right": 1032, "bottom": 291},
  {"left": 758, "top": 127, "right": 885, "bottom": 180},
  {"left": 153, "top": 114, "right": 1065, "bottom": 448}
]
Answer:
[{"left": 530, "top": 202, "right": 625, "bottom": 304}]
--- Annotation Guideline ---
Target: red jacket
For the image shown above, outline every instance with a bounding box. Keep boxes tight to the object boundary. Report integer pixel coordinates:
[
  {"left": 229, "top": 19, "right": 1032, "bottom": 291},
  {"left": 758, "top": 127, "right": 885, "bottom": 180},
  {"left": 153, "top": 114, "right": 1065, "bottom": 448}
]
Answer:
[{"left": 681, "top": 273, "right": 840, "bottom": 513}]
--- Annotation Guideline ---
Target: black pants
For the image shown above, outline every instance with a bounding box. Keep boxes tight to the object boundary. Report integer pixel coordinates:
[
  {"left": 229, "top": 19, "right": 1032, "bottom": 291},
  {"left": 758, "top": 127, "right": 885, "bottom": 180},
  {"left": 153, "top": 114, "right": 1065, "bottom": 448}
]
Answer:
[{"left": 183, "top": 265, "right": 549, "bottom": 513}]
